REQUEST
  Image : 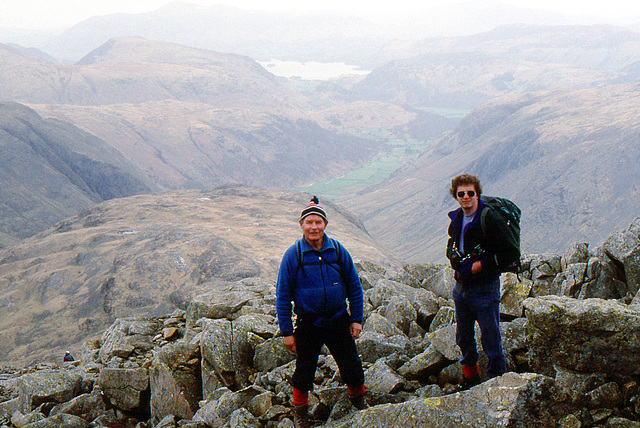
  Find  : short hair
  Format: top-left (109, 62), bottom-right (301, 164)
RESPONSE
top-left (449, 174), bottom-right (482, 199)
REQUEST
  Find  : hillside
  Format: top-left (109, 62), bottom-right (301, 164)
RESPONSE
top-left (0, 38), bottom-right (388, 243)
top-left (1, 37), bottom-right (307, 111)
top-left (0, 102), bottom-right (153, 248)
top-left (344, 83), bottom-right (640, 262)
top-left (0, 186), bottom-right (399, 366)
top-left (31, 101), bottom-right (381, 190)
top-left (352, 25), bottom-right (640, 109)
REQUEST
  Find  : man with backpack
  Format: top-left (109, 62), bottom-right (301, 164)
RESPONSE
top-left (276, 196), bottom-right (367, 427)
top-left (445, 174), bottom-right (520, 393)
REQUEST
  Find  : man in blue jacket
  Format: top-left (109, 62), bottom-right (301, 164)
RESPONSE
top-left (445, 174), bottom-right (507, 393)
top-left (276, 196), bottom-right (367, 427)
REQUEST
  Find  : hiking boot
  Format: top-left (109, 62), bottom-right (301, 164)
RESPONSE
top-left (293, 405), bottom-right (311, 428)
top-left (444, 376), bottom-right (481, 394)
top-left (349, 394), bottom-right (370, 410)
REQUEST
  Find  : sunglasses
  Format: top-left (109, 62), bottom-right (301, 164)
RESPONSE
top-left (457, 190), bottom-right (476, 198)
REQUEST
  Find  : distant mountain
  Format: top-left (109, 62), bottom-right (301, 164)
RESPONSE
top-left (0, 102), bottom-right (153, 248)
top-left (0, 186), bottom-right (399, 366)
top-left (352, 25), bottom-right (640, 109)
top-left (0, 37), bottom-right (308, 110)
top-left (344, 83), bottom-right (640, 262)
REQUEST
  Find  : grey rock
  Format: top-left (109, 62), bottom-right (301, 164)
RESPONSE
top-left (562, 242), bottom-right (590, 268)
top-left (200, 314), bottom-right (276, 395)
top-left (529, 254), bottom-right (563, 296)
top-left (607, 417), bottom-right (640, 428)
top-left (253, 337), bottom-right (295, 372)
top-left (326, 372), bottom-right (562, 428)
top-left (602, 218), bottom-right (640, 263)
top-left (524, 295), bottom-right (640, 377)
top-left (428, 324), bottom-right (463, 361)
top-left (428, 306), bottom-right (455, 332)
top-left (500, 272), bottom-right (533, 318)
top-left (149, 342), bottom-right (201, 421)
top-left (20, 413), bottom-right (91, 427)
top-left (397, 345), bottom-right (447, 381)
top-left (155, 414), bottom-right (178, 428)
top-left (246, 391), bottom-right (273, 417)
top-left (624, 246), bottom-right (640, 296)
top-left (554, 365), bottom-right (606, 406)
top-left (500, 318), bottom-right (529, 372)
top-left (228, 407), bottom-right (261, 427)
top-left (192, 387), bottom-right (242, 427)
top-left (578, 248), bottom-right (627, 300)
top-left (200, 318), bottom-right (235, 394)
top-left (364, 360), bottom-right (405, 394)
top-left (362, 313), bottom-right (404, 337)
top-left (49, 389), bottom-right (107, 422)
top-left (185, 280), bottom-right (274, 329)
top-left (382, 296), bottom-right (417, 336)
top-left (356, 332), bottom-right (414, 363)
top-left (17, 370), bottom-right (82, 413)
top-left (96, 367), bottom-right (149, 412)
top-left (560, 263), bottom-right (587, 297)
top-left (419, 265), bottom-right (456, 300)
top-left (586, 382), bottom-right (623, 409)
top-left (98, 318), bottom-right (162, 365)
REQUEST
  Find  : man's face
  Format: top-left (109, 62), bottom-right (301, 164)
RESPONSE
top-left (456, 183), bottom-right (479, 214)
top-left (300, 214), bottom-right (326, 244)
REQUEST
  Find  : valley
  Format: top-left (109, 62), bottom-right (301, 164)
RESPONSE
top-left (1, 0), bottom-right (640, 366)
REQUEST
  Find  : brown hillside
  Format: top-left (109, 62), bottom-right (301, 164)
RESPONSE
top-left (1, 37), bottom-right (308, 111)
top-left (31, 100), bottom-right (382, 190)
top-left (0, 186), bottom-right (398, 366)
top-left (344, 83), bottom-right (640, 262)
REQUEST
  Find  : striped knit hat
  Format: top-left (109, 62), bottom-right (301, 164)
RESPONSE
top-left (299, 196), bottom-right (327, 222)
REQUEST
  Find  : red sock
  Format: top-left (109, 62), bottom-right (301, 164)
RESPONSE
top-left (293, 388), bottom-right (309, 406)
top-left (463, 364), bottom-right (479, 380)
top-left (347, 384), bottom-right (366, 397)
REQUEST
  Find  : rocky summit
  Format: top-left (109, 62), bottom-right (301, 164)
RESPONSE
top-left (0, 214), bottom-right (639, 427)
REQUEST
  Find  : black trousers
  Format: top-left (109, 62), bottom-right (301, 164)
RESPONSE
top-left (291, 314), bottom-right (365, 392)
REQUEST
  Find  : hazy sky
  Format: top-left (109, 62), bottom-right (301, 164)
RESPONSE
top-left (2, 0), bottom-right (640, 30)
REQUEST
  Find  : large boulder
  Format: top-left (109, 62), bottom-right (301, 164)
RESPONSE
top-left (326, 372), bottom-right (567, 427)
top-left (98, 318), bottom-right (163, 366)
top-left (500, 272), bottom-right (533, 318)
top-left (185, 279), bottom-right (275, 329)
top-left (17, 370), bottom-right (82, 413)
top-left (149, 342), bottom-right (202, 421)
top-left (96, 367), bottom-right (149, 412)
top-left (524, 295), bottom-right (640, 377)
top-left (49, 389), bottom-right (108, 422)
top-left (199, 314), bottom-right (277, 396)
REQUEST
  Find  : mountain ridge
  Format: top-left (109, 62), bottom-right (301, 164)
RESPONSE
top-left (345, 83), bottom-right (640, 262)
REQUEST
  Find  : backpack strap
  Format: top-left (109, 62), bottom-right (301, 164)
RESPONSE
top-left (295, 237), bottom-right (343, 278)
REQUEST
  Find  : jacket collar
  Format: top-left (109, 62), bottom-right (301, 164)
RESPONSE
top-left (448, 198), bottom-right (485, 225)
top-left (298, 233), bottom-right (335, 253)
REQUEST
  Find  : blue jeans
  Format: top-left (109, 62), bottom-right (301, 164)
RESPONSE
top-left (452, 277), bottom-right (506, 378)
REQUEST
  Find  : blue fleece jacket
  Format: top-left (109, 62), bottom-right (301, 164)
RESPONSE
top-left (276, 234), bottom-right (363, 336)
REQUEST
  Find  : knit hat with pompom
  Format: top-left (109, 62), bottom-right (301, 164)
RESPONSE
top-left (299, 196), bottom-right (327, 222)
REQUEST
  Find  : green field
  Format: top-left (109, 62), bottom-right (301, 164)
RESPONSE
top-left (296, 138), bottom-right (430, 200)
